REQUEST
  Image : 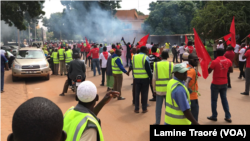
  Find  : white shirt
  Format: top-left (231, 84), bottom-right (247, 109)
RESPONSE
top-left (6, 51), bottom-right (13, 57)
top-left (1, 49), bottom-right (6, 55)
top-left (217, 44), bottom-right (224, 49)
top-left (178, 46), bottom-right (185, 54)
top-left (234, 44), bottom-right (240, 53)
top-left (239, 47), bottom-right (246, 62)
top-left (99, 52), bottom-right (111, 68)
top-left (146, 44), bottom-right (153, 48)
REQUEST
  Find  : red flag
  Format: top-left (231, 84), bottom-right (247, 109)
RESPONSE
top-left (248, 34), bottom-right (250, 38)
top-left (185, 35), bottom-right (188, 45)
top-left (137, 34), bottom-right (149, 48)
top-left (193, 28), bottom-right (212, 79)
top-left (230, 16), bottom-right (236, 47)
top-left (85, 37), bottom-right (90, 48)
top-left (223, 34), bottom-right (232, 46)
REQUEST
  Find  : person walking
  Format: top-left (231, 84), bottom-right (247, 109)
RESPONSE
top-left (99, 47), bottom-right (110, 86)
top-left (241, 47), bottom-right (250, 95)
top-left (184, 53), bottom-right (200, 122)
top-left (53, 49), bottom-right (59, 75)
top-left (185, 41), bottom-right (194, 54)
top-left (1, 54), bottom-right (9, 93)
top-left (63, 81), bottom-right (120, 141)
top-left (148, 46), bottom-right (162, 101)
top-left (50, 48), bottom-right (55, 74)
top-left (224, 46), bottom-right (235, 88)
top-left (64, 47), bottom-right (73, 75)
top-left (178, 43), bottom-right (185, 63)
top-left (112, 49), bottom-right (129, 100)
top-left (172, 45), bottom-right (178, 63)
top-left (58, 45), bottom-right (66, 76)
top-left (207, 48), bottom-right (233, 123)
top-left (165, 63), bottom-right (199, 125)
top-left (106, 49), bottom-right (115, 91)
top-left (238, 43), bottom-right (246, 79)
top-left (233, 43), bottom-right (240, 68)
top-left (132, 46), bottom-right (152, 113)
top-left (87, 44), bottom-right (101, 76)
top-left (152, 50), bottom-right (173, 124)
top-left (213, 40), bottom-right (218, 60)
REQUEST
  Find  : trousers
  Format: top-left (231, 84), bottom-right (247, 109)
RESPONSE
top-left (239, 61), bottom-right (246, 78)
top-left (54, 64), bottom-right (59, 75)
top-left (134, 78), bottom-right (149, 111)
top-left (113, 74), bottom-right (123, 97)
top-left (59, 60), bottom-right (66, 75)
top-left (245, 68), bottom-right (250, 93)
top-left (101, 68), bottom-right (106, 85)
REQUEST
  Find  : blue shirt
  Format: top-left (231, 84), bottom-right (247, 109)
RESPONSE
top-left (112, 54), bottom-right (127, 73)
top-left (165, 77), bottom-right (190, 125)
top-left (1, 54), bottom-right (8, 72)
top-left (99, 47), bottom-right (103, 54)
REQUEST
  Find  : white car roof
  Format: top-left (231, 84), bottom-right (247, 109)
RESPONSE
top-left (19, 47), bottom-right (43, 51)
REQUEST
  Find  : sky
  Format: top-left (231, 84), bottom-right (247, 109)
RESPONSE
top-left (39, 0), bottom-right (156, 28)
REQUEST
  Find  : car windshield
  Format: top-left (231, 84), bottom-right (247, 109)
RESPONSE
top-left (17, 50), bottom-right (45, 59)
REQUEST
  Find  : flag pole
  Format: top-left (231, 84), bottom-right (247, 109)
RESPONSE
top-left (241, 35), bottom-right (249, 42)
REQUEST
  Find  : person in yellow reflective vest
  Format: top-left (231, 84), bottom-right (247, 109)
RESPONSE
top-left (165, 63), bottom-right (199, 125)
top-left (7, 97), bottom-right (67, 141)
top-left (64, 48), bottom-right (73, 75)
top-left (63, 81), bottom-right (120, 141)
top-left (53, 49), bottom-right (59, 75)
top-left (112, 49), bottom-right (129, 100)
top-left (164, 42), bottom-right (170, 50)
top-left (131, 46), bottom-right (152, 113)
top-left (58, 45), bottom-right (66, 76)
top-left (152, 50), bottom-right (173, 125)
top-left (50, 48), bottom-right (55, 75)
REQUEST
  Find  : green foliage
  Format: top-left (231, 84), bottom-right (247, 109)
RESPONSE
top-left (46, 32), bottom-right (54, 40)
top-left (1, 1), bottom-right (45, 30)
top-left (143, 1), bottom-right (197, 35)
top-left (191, 1), bottom-right (250, 41)
top-left (135, 9), bottom-right (145, 15)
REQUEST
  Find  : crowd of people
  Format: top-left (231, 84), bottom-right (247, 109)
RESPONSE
top-left (3, 37), bottom-right (250, 140)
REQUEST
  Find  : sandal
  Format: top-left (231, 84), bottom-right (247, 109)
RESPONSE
top-left (207, 116), bottom-right (217, 121)
top-left (224, 118), bottom-right (232, 123)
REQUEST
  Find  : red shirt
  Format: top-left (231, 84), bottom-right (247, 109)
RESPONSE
top-left (77, 44), bottom-right (81, 48)
top-left (244, 49), bottom-right (250, 68)
top-left (185, 46), bottom-right (194, 53)
top-left (210, 56), bottom-right (232, 85)
top-left (112, 48), bottom-right (116, 52)
top-left (116, 45), bottom-right (120, 49)
top-left (81, 45), bottom-right (85, 52)
top-left (224, 50), bottom-right (235, 63)
top-left (87, 48), bottom-right (99, 59)
top-left (85, 46), bottom-right (90, 52)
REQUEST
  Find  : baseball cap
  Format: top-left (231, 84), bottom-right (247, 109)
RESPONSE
top-left (182, 52), bottom-right (189, 60)
top-left (109, 49), bottom-right (114, 53)
top-left (173, 63), bottom-right (189, 73)
top-left (77, 81), bottom-right (97, 103)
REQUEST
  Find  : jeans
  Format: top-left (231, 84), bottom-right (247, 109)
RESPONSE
top-left (126, 56), bottom-right (131, 66)
top-left (210, 84), bottom-right (231, 119)
top-left (191, 99), bottom-right (199, 122)
top-left (1, 71), bottom-right (4, 91)
top-left (155, 95), bottom-right (166, 124)
top-left (92, 58), bottom-right (101, 76)
top-left (101, 68), bottom-right (106, 85)
top-left (173, 53), bottom-right (178, 63)
top-left (180, 54), bottom-right (183, 63)
top-left (239, 61), bottom-right (246, 78)
top-left (134, 79), bottom-right (150, 111)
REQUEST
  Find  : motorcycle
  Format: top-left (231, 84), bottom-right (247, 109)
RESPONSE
top-left (71, 75), bottom-right (84, 101)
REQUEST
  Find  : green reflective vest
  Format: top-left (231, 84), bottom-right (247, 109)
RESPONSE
top-left (165, 43), bottom-right (169, 49)
top-left (63, 107), bottom-right (104, 141)
top-left (65, 50), bottom-right (73, 63)
top-left (112, 56), bottom-right (123, 74)
top-left (157, 48), bottom-right (159, 53)
top-left (53, 52), bottom-right (59, 64)
top-left (165, 79), bottom-right (191, 125)
top-left (132, 54), bottom-right (148, 78)
top-left (154, 61), bottom-right (173, 93)
top-left (69, 49), bottom-right (73, 54)
top-left (58, 49), bottom-right (65, 60)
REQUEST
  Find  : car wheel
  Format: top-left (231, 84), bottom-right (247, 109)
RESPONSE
top-left (45, 74), bottom-right (50, 80)
top-left (12, 75), bottom-right (18, 82)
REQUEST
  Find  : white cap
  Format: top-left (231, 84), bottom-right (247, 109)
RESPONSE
top-left (77, 81), bottom-right (97, 103)
top-left (219, 40), bottom-right (223, 42)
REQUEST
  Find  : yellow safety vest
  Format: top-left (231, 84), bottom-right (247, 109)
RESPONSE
top-left (112, 56), bottom-right (123, 74)
top-left (53, 52), bottom-right (59, 64)
top-left (154, 61), bottom-right (173, 93)
top-left (165, 43), bottom-right (169, 49)
top-left (132, 54), bottom-right (148, 78)
top-left (165, 79), bottom-right (191, 125)
top-left (65, 50), bottom-right (73, 63)
top-left (63, 107), bottom-right (104, 141)
top-left (58, 49), bottom-right (65, 60)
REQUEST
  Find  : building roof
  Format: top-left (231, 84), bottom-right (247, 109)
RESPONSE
top-left (115, 9), bottom-right (148, 20)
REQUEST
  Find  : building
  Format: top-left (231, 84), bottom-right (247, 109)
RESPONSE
top-left (115, 9), bottom-right (149, 43)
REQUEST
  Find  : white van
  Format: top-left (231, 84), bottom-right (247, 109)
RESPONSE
top-left (32, 41), bottom-right (43, 48)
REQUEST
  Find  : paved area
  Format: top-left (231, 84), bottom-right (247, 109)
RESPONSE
top-left (1, 58), bottom-right (250, 141)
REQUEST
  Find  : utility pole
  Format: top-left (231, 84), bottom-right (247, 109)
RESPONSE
top-left (35, 23), bottom-right (36, 41)
top-left (42, 28), bottom-right (44, 43)
top-left (18, 30), bottom-right (20, 49)
top-left (28, 23), bottom-right (30, 45)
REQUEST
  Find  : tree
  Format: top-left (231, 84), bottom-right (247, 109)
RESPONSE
top-left (143, 1), bottom-right (197, 35)
top-left (135, 9), bottom-right (145, 15)
top-left (46, 32), bottom-right (54, 41)
top-left (1, 1), bottom-right (45, 30)
top-left (191, 1), bottom-right (250, 40)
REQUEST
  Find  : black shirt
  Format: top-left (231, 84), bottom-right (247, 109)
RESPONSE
top-left (148, 54), bottom-right (161, 72)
